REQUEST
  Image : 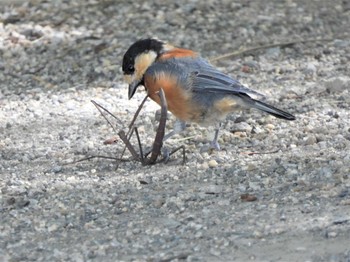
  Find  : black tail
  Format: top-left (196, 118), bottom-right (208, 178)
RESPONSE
top-left (252, 99), bottom-right (295, 120)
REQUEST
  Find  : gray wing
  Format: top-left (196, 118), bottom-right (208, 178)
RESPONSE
top-left (189, 58), bottom-right (265, 99)
top-left (146, 56), bottom-right (265, 99)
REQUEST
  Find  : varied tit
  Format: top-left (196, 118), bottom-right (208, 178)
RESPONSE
top-left (122, 38), bottom-right (295, 150)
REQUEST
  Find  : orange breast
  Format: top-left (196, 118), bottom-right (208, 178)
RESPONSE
top-left (144, 73), bottom-right (200, 122)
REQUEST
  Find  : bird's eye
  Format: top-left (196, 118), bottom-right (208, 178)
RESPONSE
top-left (128, 65), bottom-right (135, 73)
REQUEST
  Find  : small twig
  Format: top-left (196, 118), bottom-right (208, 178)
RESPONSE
top-left (159, 252), bottom-right (191, 262)
top-left (134, 127), bottom-right (144, 162)
top-left (91, 100), bottom-right (123, 131)
top-left (118, 130), bottom-right (140, 161)
top-left (240, 149), bottom-right (280, 155)
top-left (173, 135), bottom-right (197, 142)
top-left (72, 89), bottom-right (184, 168)
top-left (210, 37), bottom-right (340, 62)
top-left (63, 155), bottom-right (131, 165)
top-left (117, 89), bottom-right (181, 165)
top-left (167, 145), bottom-right (186, 164)
top-left (116, 95), bottom-right (149, 167)
top-left (128, 95), bottom-right (149, 132)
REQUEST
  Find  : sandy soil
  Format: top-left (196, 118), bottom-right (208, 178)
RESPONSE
top-left (1, 1), bottom-right (350, 261)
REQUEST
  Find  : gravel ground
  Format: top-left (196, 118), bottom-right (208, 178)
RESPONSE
top-left (1, 0), bottom-right (350, 261)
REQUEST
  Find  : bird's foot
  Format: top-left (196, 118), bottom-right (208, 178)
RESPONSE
top-left (200, 140), bottom-right (221, 153)
top-left (143, 145), bottom-right (171, 162)
top-left (210, 139), bottom-right (221, 151)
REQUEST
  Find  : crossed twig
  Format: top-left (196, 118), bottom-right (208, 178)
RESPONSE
top-left (70, 88), bottom-right (185, 167)
top-left (117, 89), bottom-right (185, 165)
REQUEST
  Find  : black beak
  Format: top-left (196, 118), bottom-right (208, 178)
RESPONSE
top-left (128, 80), bottom-right (141, 99)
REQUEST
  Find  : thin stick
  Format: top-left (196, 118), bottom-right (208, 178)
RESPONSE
top-left (118, 130), bottom-right (140, 161)
top-left (116, 95), bottom-right (149, 168)
top-left (210, 37), bottom-right (338, 62)
top-left (167, 145), bottom-right (186, 164)
top-left (240, 149), bottom-right (280, 155)
top-left (63, 155), bottom-right (130, 165)
top-left (172, 135), bottom-right (196, 142)
top-left (128, 95), bottom-right (149, 132)
top-left (134, 127), bottom-right (144, 163)
top-left (91, 100), bottom-right (122, 132)
top-left (91, 99), bottom-right (127, 168)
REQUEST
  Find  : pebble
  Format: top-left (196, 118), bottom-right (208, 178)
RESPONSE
top-left (303, 63), bottom-right (317, 77)
top-left (265, 47), bottom-right (281, 59)
top-left (233, 131), bottom-right (247, 138)
top-left (202, 185), bottom-right (223, 194)
top-left (208, 159), bottom-right (218, 168)
top-left (304, 135), bottom-right (317, 145)
top-left (200, 162), bottom-right (209, 169)
top-left (265, 124), bottom-right (275, 130)
top-left (326, 231), bottom-right (338, 238)
top-left (153, 196), bottom-right (166, 208)
top-left (251, 126), bottom-right (264, 134)
top-left (333, 39), bottom-right (350, 48)
top-left (47, 223), bottom-right (60, 233)
top-left (51, 166), bottom-right (62, 173)
top-left (232, 122), bottom-right (252, 133)
top-left (295, 246), bottom-right (307, 252)
top-left (325, 77), bottom-right (350, 93)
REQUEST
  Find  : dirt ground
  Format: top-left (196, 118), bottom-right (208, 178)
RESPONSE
top-left (1, 0), bottom-right (350, 261)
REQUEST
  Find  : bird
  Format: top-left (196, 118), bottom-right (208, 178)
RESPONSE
top-left (122, 38), bottom-right (295, 150)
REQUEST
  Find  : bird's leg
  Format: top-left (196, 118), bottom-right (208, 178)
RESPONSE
top-left (209, 124), bottom-right (221, 150)
top-left (163, 119), bottom-right (186, 141)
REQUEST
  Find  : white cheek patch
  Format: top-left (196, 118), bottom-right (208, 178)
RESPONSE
top-left (134, 51), bottom-right (158, 80)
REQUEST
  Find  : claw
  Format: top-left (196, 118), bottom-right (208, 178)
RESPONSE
top-left (161, 147), bottom-right (171, 163)
top-left (210, 140), bottom-right (221, 151)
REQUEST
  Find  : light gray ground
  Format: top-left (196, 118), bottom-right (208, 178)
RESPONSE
top-left (1, 1), bottom-right (350, 261)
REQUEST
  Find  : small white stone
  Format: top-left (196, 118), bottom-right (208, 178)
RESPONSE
top-left (208, 160), bottom-right (218, 168)
top-left (304, 135), bottom-right (317, 145)
top-left (265, 124), bottom-right (275, 130)
top-left (327, 231), bottom-right (338, 238)
top-left (47, 223), bottom-right (58, 232)
top-left (200, 162), bottom-right (209, 169)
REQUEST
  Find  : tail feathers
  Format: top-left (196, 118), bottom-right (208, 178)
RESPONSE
top-left (252, 99), bottom-right (296, 120)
